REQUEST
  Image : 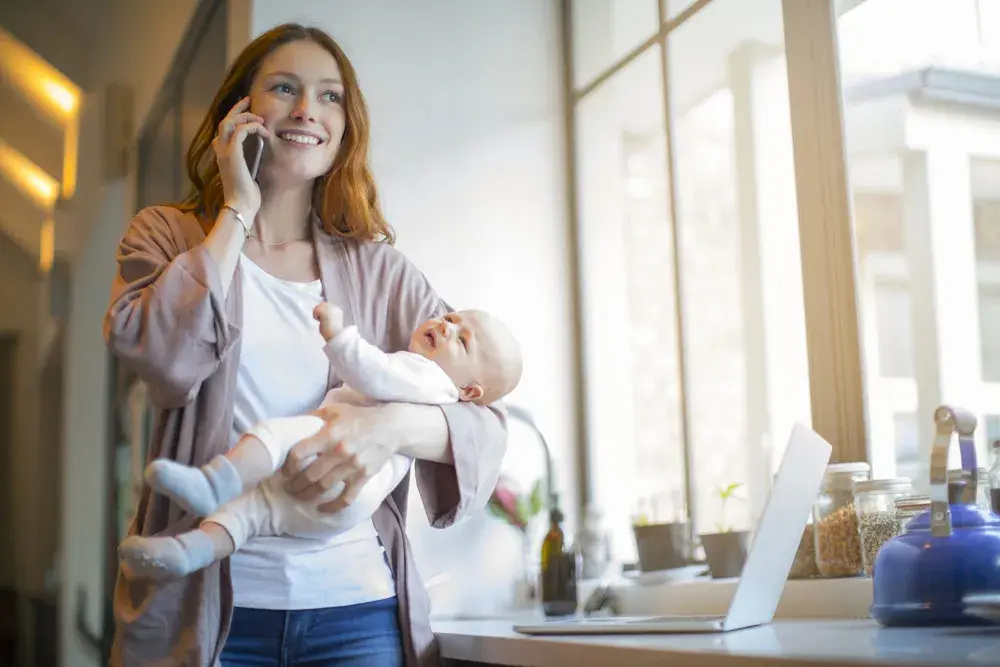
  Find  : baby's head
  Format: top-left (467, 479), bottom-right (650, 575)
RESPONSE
top-left (409, 309), bottom-right (522, 405)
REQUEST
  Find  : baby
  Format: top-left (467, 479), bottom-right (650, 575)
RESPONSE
top-left (119, 302), bottom-right (522, 581)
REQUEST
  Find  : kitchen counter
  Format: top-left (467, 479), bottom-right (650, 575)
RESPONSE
top-left (434, 615), bottom-right (1000, 666)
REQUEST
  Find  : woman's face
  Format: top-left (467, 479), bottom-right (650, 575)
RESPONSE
top-left (249, 40), bottom-right (346, 185)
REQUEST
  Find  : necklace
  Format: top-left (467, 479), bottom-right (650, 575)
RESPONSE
top-left (247, 231), bottom-right (310, 247)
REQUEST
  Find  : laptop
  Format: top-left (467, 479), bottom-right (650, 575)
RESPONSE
top-left (513, 422), bottom-right (832, 635)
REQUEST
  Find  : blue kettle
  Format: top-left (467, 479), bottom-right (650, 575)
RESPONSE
top-left (871, 405), bottom-right (1000, 626)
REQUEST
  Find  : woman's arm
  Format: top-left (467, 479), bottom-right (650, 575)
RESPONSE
top-left (104, 206), bottom-right (243, 407)
top-left (283, 244), bottom-right (509, 526)
top-left (377, 402), bottom-right (453, 464)
top-left (416, 399), bottom-right (508, 527)
top-left (283, 398), bottom-right (507, 527)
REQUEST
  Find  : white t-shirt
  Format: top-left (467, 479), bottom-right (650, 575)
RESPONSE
top-left (228, 254), bottom-right (395, 610)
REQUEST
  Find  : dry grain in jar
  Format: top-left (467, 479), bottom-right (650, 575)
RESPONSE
top-left (854, 477), bottom-right (912, 577)
top-left (789, 523), bottom-right (819, 579)
top-left (815, 502), bottom-right (862, 576)
top-left (812, 462), bottom-right (870, 577)
top-left (859, 510), bottom-right (897, 577)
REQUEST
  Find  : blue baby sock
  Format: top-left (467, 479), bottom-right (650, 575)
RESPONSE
top-left (146, 455), bottom-right (242, 516)
top-left (119, 531), bottom-right (217, 581)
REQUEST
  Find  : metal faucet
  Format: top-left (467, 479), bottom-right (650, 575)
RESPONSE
top-left (506, 405), bottom-right (557, 513)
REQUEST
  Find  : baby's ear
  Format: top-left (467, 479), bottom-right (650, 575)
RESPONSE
top-left (459, 383), bottom-right (484, 402)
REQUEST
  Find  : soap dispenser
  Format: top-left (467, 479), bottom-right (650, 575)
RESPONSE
top-left (540, 494), bottom-right (578, 617)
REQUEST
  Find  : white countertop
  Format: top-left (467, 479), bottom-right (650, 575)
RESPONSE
top-left (433, 615), bottom-right (1000, 666)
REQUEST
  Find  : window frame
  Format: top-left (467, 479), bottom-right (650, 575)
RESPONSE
top-left (561, 0), bottom-right (870, 523)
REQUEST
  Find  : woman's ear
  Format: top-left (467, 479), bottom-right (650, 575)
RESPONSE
top-left (459, 383), bottom-right (484, 402)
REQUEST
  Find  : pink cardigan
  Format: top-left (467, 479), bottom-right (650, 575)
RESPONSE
top-left (103, 205), bottom-right (507, 666)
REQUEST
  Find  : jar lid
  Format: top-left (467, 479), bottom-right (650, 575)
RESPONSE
top-left (854, 477), bottom-right (911, 494)
top-left (824, 462), bottom-right (870, 476)
top-left (894, 494), bottom-right (930, 512)
top-left (948, 467), bottom-right (988, 478)
top-left (822, 462), bottom-right (870, 490)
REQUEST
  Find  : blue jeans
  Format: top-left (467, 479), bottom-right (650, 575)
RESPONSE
top-left (220, 597), bottom-right (405, 666)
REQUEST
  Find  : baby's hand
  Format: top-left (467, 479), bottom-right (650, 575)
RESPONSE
top-left (313, 302), bottom-right (345, 341)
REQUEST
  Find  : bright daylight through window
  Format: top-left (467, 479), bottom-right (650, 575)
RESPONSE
top-left (572, 0), bottom-right (1000, 562)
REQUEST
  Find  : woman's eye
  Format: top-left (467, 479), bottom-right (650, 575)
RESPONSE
top-left (274, 83), bottom-right (294, 94)
top-left (322, 91), bottom-right (343, 104)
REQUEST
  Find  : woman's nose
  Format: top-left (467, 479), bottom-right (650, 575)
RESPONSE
top-left (290, 101), bottom-right (316, 123)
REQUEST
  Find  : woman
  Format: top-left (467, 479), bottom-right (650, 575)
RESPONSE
top-left (104, 23), bottom-right (506, 667)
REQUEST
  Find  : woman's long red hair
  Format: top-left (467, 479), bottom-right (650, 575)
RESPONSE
top-left (176, 23), bottom-right (393, 244)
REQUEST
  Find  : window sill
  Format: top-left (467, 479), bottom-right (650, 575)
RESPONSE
top-left (609, 575), bottom-right (873, 620)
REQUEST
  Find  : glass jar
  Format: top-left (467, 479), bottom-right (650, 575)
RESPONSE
top-left (948, 467), bottom-right (991, 511)
top-left (789, 520), bottom-right (819, 579)
top-left (894, 494), bottom-right (930, 534)
top-left (990, 441), bottom-right (1000, 514)
top-left (853, 477), bottom-right (911, 577)
top-left (812, 462), bottom-right (870, 577)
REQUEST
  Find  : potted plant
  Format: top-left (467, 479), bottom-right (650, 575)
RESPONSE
top-left (699, 482), bottom-right (751, 579)
top-left (630, 495), bottom-right (690, 572)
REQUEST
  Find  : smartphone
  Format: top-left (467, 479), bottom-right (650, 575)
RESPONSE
top-left (245, 134), bottom-right (264, 181)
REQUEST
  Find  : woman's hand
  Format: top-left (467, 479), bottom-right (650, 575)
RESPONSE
top-left (282, 402), bottom-right (405, 513)
top-left (213, 96), bottom-right (269, 220)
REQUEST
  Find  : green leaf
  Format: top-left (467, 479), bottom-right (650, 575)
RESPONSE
top-left (515, 496), bottom-right (531, 527)
top-left (487, 503), bottom-right (510, 523)
top-left (717, 482), bottom-right (743, 500)
top-left (529, 479), bottom-right (545, 516)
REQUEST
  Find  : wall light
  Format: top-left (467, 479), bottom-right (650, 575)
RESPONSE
top-left (0, 137), bottom-right (60, 210)
top-left (0, 26), bottom-right (81, 199)
top-left (39, 216), bottom-right (54, 273)
top-left (0, 27), bottom-right (81, 123)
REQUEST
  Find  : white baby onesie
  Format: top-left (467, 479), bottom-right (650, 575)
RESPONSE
top-left (207, 326), bottom-right (460, 548)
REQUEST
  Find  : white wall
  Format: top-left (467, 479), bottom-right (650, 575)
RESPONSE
top-left (54, 1), bottom-right (574, 661)
top-left (59, 180), bottom-right (126, 667)
top-left (248, 2), bottom-right (576, 508)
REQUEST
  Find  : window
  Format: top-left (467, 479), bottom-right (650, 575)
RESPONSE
top-left (986, 414), bottom-right (1000, 443)
top-left (975, 159), bottom-right (1000, 382)
top-left (570, 0), bottom-right (1000, 566)
top-left (666, 0), bottom-right (809, 537)
top-left (572, 0), bottom-right (810, 559)
top-left (873, 283), bottom-right (914, 379)
top-left (571, 0), bottom-right (659, 89)
top-left (575, 44), bottom-right (686, 559)
top-left (892, 412), bottom-right (920, 484)
top-left (839, 0), bottom-right (1000, 486)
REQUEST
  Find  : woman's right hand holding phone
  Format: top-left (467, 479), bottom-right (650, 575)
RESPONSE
top-left (213, 96), bottom-right (270, 220)
top-left (204, 96), bottom-right (271, 296)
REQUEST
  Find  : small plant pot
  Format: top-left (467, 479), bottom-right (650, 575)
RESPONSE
top-left (700, 530), bottom-right (750, 579)
top-left (632, 522), bottom-right (689, 572)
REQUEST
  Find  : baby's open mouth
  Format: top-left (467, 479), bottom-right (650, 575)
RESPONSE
top-left (425, 330), bottom-right (436, 349)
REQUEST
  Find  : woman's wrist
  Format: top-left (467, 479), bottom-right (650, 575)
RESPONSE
top-left (378, 402), bottom-right (453, 464)
top-left (220, 202), bottom-right (255, 238)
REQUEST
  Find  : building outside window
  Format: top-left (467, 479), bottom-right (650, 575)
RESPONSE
top-left (569, 0), bottom-right (1000, 561)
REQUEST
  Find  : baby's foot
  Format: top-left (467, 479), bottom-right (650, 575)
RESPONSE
top-left (146, 456), bottom-right (242, 516)
top-left (119, 532), bottom-right (215, 581)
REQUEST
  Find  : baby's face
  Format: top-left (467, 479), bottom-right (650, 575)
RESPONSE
top-left (409, 310), bottom-right (517, 403)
